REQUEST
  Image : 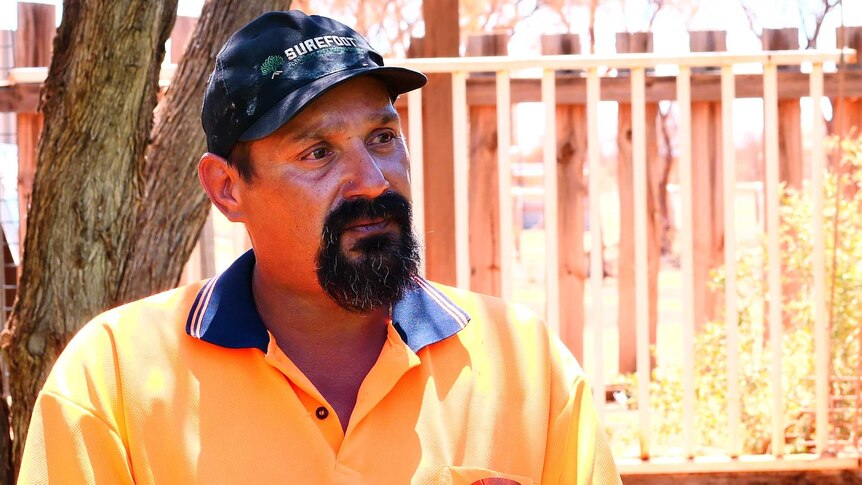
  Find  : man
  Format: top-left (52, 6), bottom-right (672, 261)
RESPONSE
top-left (19, 11), bottom-right (620, 484)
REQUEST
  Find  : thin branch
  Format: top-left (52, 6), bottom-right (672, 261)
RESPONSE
top-left (480, 0), bottom-right (503, 31)
top-left (808, 0), bottom-right (841, 48)
top-left (647, 0), bottom-right (665, 32)
top-left (657, 104), bottom-right (676, 254)
top-left (589, 0), bottom-right (598, 53)
top-left (798, 0), bottom-right (811, 46)
top-left (738, 0), bottom-right (763, 40)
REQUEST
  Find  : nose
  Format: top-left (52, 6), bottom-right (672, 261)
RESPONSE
top-left (342, 147), bottom-right (390, 200)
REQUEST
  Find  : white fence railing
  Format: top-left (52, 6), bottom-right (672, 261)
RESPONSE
top-left (385, 49), bottom-right (855, 473)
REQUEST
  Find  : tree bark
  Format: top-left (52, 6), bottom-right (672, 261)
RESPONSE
top-left (1, 0), bottom-right (292, 475)
top-left (118, 0), bottom-right (293, 302)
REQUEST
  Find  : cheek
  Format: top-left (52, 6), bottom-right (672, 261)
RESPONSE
top-left (382, 153), bottom-right (412, 192)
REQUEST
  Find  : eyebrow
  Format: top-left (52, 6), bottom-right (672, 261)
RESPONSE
top-left (290, 111), bottom-right (400, 143)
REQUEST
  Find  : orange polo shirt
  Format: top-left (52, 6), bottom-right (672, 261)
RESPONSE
top-left (19, 250), bottom-right (620, 484)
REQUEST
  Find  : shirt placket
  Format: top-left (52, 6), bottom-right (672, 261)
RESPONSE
top-left (263, 335), bottom-right (346, 453)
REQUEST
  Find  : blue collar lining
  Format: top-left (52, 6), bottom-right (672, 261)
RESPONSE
top-left (185, 250), bottom-right (470, 353)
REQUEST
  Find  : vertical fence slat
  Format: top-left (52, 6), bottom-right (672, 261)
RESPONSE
top-left (721, 63), bottom-right (741, 457)
top-left (496, 70), bottom-right (514, 301)
top-left (542, 69), bottom-right (560, 335)
top-left (199, 211), bottom-right (216, 278)
top-left (810, 62), bottom-right (829, 456)
top-left (677, 65), bottom-right (696, 459)
top-left (763, 62), bottom-right (785, 457)
top-left (632, 66), bottom-right (651, 459)
top-left (452, 72), bottom-right (471, 289)
top-left (587, 67), bottom-right (605, 424)
top-left (407, 88), bottom-right (426, 276)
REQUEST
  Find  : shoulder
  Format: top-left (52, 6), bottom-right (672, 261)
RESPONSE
top-left (94, 281), bottom-right (207, 338)
top-left (42, 282), bottom-right (207, 406)
top-left (426, 281), bottom-right (584, 383)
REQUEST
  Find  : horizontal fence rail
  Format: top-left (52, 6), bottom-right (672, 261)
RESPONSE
top-left (387, 49), bottom-right (855, 71)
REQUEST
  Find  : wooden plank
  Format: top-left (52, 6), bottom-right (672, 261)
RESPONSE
top-left (837, 26), bottom-right (862, 69)
top-left (676, 65), bottom-right (696, 458)
top-left (170, 16), bottom-right (197, 64)
top-left (809, 63), bottom-right (829, 457)
top-left (762, 30), bottom-right (803, 336)
top-left (542, 69), bottom-right (561, 336)
top-left (495, 71), bottom-right (514, 302)
top-left (631, 65), bottom-right (653, 458)
top-left (721, 63), bottom-right (741, 457)
top-left (543, 33), bottom-right (586, 363)
top-left (14, 3), bottom-right (54, 67)
top-left (452, 73), bottom-right (471, 289)
top-left (617, 33), bottom-right (659, 375)
top-left (777, 100), bottom-right (803, 188)
top-left (690, 101), bottom-right (723, 331)
top-left (689, 32), bottom-right (725, 333)
top-left (586, 67), bottom-right (605, 423)
top-left (763, 62), bottom-right (785, 456)
top-left (832, 27), bottom-right (861, 191)
top-left (15, 113), bottom-right (41, 258)
top-left (763, 29), bottom-right (803, 190)
top-left (834, 97), bottom-right (862, 138)
top-left (0, 83), bottom-right (40, 113)
top-left (15, 2), bottom-right (55, 261)
top-left (405, 90), bottom-right (426, 276)
top-left (417, 0), bottom-right (459, 286)
top-left (466, 33), bottom-right (507, 296)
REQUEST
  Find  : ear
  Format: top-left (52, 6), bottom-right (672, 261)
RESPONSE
top-left (198, 153), bottom-right (244, 222)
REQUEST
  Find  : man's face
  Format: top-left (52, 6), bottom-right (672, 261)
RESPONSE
top-left (235, 76), bottom-right (419, 312)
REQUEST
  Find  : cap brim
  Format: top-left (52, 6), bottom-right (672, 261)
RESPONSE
top-left (238, 66), bottom-right (427, 143)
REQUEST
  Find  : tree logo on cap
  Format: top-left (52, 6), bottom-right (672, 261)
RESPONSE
top-left (260, 55), bottom-right (285, 79)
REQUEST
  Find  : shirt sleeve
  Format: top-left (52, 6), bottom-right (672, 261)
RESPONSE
top-left (18, 390), bottom-right (133, 484)
top-left (17, 317), bottom-right (134, 485)
top-left (542, 326), bottom-right (622, 485)
top-left (541, 346), bottom-right (622, 484)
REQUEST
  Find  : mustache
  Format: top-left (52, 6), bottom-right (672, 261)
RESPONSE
top-left (322, 191), bottom-right (412, 239)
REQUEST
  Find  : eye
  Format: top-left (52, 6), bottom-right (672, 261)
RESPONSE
top-left (302, 146), bottom-right (330, 161)
top-left (370, 131), bottom-right (396, 145)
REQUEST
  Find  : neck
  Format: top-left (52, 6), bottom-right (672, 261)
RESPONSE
top-left (251, 263), bottom-right (390, 355)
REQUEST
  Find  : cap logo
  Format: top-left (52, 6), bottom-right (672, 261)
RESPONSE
top-left (260, 55), bottom-right (286, 78)
top-left (284, 35), bottom-right (361, 61)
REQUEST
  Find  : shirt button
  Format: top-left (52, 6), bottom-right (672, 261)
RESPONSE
top-left (315, 406), bottom-right (329, 420)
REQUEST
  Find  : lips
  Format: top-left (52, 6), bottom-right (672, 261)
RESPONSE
top-left (344, 217), bottom-right (390, 233)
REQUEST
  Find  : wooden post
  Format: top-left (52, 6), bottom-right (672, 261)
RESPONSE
top-left (542, 34), bottom-right (587, 362)
top-left (763, 28), bottom-right (803, 329)
top-left (690, 30), bottom-right (726, 333)
top-left (835, 27), bottom-right (862, 139)
top-left (0, 30), bottom-right (13, 142)
top-left (419, 0), bottom-right (459, 286)
top-left (616, 32), bottom-right (659, 374)
top-left (14, 2), bottom-right (55, 262)
top-left (763, 28), bottom-right (803, 189)
top-left (465, 33), bottom-right (507, 296)
top-left (170, 15), bottom-right (197, 64)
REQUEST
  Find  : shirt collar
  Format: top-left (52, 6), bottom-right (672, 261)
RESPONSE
top-left (185, 250), bottom-right (471, 353)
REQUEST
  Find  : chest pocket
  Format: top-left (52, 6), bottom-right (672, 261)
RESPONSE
top-left (436, 466), bottom-right (534, 485)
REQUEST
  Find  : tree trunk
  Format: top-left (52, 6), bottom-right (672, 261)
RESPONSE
top-left (118, 0), bottom-right (294, 302)
top-left (1, 0), bottom-right (292, 476)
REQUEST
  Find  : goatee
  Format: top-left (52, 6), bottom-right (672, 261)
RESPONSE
top-left (316, 191), bottom-right (420, 313)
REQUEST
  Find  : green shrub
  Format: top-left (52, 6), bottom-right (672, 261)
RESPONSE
top-left (616, 135), bottom-right (862, 456)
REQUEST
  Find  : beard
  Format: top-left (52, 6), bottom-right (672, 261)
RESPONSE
top-left (316, 191), bottom-right (420, 313)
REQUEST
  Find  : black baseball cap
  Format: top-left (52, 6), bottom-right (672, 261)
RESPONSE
top-left (201, 11), bottom-right (427, 158)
